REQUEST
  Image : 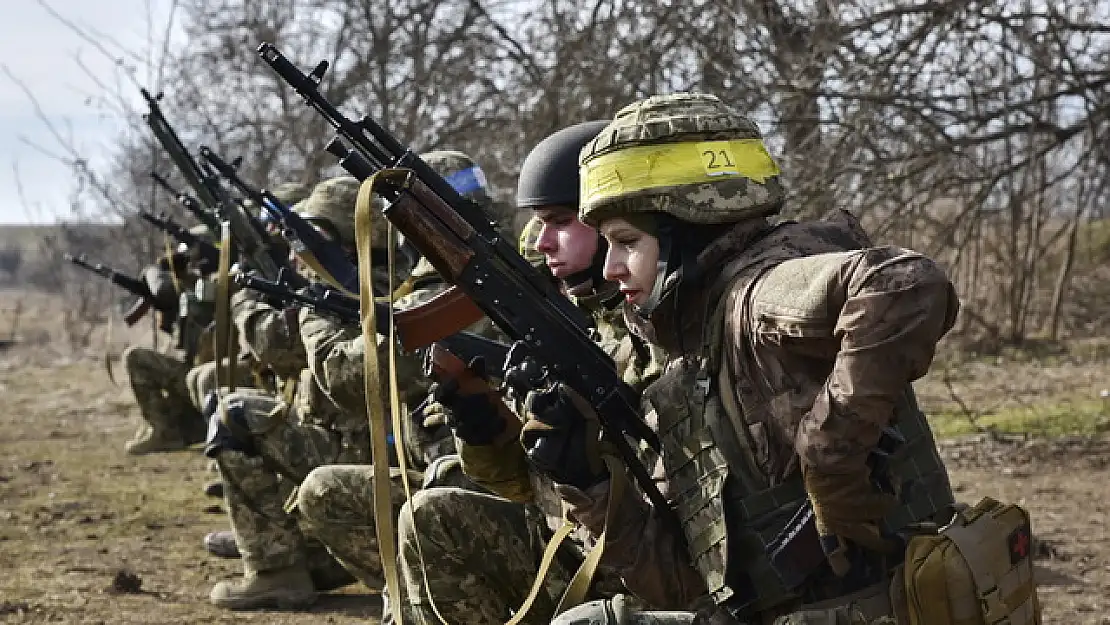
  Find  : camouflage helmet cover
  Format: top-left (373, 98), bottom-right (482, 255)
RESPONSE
top-left (420, 150), bottom-right (493, 206)
top-left (269, 182), bottom-right (312, 207)
top-left (578, 92), bottom-right (785, 227)
top-left (294, 176), bottom-right (389, 248)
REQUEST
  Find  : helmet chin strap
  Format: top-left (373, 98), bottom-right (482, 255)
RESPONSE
top-left (633, 221), bottom-right (676, 317)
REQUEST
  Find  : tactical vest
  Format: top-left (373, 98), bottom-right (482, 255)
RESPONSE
top-left (642, 251), bottom-right (954, 621)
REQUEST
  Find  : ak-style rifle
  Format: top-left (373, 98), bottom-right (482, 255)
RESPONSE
top-left (140, 88), bottom-right (288, 282)
top-left (138, 210), bottom-right (220, 268)
top-left (258, 43), bottom-right (678, 536)
top-left (63, 253), bottom-right (174, 332)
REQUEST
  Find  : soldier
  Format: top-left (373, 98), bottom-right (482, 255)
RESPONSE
top-left (204, 176), bottom-right (411, 610)
top-left (291, 149), bottom-right (504, 612)
top-left (121, 232), bottom-right (216, 455)
top-left (184, 182), bottom-right (312, 415)
top-left (516, 93), bottom-right (961, 625)
top-left (391, 124), bottom-right (666, 625)
top-left (186, 182), bottom-right (312, 502)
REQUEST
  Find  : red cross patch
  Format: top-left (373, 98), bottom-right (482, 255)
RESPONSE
top-left (1007, 524), bottom-right (1031, 564)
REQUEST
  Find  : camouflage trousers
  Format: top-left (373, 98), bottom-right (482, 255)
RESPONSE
top-left (397, 485), bottom-right (578, 625)
top-left (551, 584), bottom-right (899, 625)
top-left (295, 464), bottom-right (424, 592)
top-left (123, 346), bottom-right (204, 444)
top-left (213, 388), bottom-right (348, 574)
top-left (184, 359), bottom-right (253, 414)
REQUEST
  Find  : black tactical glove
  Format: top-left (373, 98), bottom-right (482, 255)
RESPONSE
top-left (202, 393), bottom-right (257, 458)
top-left (520, 383), bottom-right (609, 490)
top-left (422, 357), bottom-right (507, 446)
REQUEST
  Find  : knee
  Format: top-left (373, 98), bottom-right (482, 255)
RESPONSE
top-left (296, 465), bottom-right (345, 524)
top-left (397, 489), bottom-right (450, 548)
top-left (553, 599), bottom-right (620, 625)
top-left (421, 455), bottom-right (462, 489)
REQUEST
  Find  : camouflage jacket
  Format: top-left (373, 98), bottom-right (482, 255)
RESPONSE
top-left (456, 279), bottom-right (667, 583)
top-left (555, 215), bottom-right (960, 611)
top-left (142, 263), bottom-right (215, 364)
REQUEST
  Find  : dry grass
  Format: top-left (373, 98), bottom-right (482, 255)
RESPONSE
top-left (0, 344), bottom-right (380, 623)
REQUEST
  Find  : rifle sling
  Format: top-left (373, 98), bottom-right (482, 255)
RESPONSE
top-left (355, 174), bottom-right (406, 625)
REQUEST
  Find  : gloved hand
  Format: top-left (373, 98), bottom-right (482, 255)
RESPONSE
top-left (803, 464), bottom-right (898, 575)
top-left (423, 357), bottom-right (507, 446)
top-left (520, 382), bottom-right (609, 490)
top-left (202, 393), bottom-right (258, 458)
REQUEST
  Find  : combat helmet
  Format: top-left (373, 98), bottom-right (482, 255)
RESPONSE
top-left (294, 176), bottom-right (388, 250)
top-left (269, 182), bottom-right (311, 207)
top-left (516, 121), bottom-right (619, 307)
top-left (578, 93), bottom-right (784, 227)
top-left (517, 120), bottom-right (609, 210)
top-left (421, 150), bottom-right (493, 207)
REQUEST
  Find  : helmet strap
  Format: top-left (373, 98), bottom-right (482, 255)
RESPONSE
top-left (633, 219), bottom-right (677, 317)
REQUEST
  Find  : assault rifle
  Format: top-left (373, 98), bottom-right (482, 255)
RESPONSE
top-left (236, 272), bottom-right (509, 368)
top-left (138, 210), bottom-right (220, 268)
top-left (259, 43), bottom-right (678, 536)
top-left (140, 88), bottom-right (287, 282)
top-left (150, 171), bottom-right (221, 235)
top-left (63, 253), bottom-right (174, 332)
top-left (235, 273), bottom-right (361, 324)
top-left (202, 149), bottom-right (361, 294)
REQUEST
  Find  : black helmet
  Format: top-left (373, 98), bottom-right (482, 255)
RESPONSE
top-left (516, 121), bottom-right (610, 209)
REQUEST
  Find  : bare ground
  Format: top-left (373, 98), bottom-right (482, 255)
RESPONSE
top-left (0, 298), bottom-right (1108, 623)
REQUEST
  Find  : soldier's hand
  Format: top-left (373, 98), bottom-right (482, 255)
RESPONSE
top-left (202, 394), bottom-right (258, 458)
top-left (425, 360), bottom-right (506, 446)
top-left (520, 383), bottom-right (609, 490)
top-left (802, 464), bottom-right (898, 575)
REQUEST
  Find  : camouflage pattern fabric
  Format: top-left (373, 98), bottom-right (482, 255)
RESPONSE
top-left (553, 217), bottom-right (958, 621)
top-left (397, 486), bottom-right (578, 625)
top-left (122, 346), bottom-right (204, 446)
top-left (231, 287), bottom-right (308, 381)
top-left (578, 93), bottom-right (784, 227)
top-left (215, 388), bottom-right (356, 574)
top-left (295, 464), bottom-right (425, 591)
top-left (270, 182), bottom-right (312, 207)
top-left (185, 358), bottom-right (254, 413)
top-left (294, 176), bottom-right (379, 249)
top-left (421, 149), bottom-right (517, 238)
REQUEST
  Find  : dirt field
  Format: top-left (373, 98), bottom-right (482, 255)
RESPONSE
top-left (0, 297), bottom-right (1108, 623)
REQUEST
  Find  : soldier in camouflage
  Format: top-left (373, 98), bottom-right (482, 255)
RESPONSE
top-left (290, 150), bottom-right (506, 617)
top-left (205, 176), bottom-right (412, 610)
top-left (392, 126), bottom-right (668, 625)
top-left (183, 182), bottom-right (312, 416)
top-left (122, 231), bottom-right (218, 455)
top-left (508, 93), bottom-right (961, 625)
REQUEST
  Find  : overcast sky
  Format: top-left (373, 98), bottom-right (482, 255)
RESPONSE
top-left (0, 0), bottom-right (177, 224)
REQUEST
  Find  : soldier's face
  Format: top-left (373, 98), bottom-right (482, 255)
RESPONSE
top-left (533, 206), bottom-right (598, 279)
top-left (599, 217), bottom-right (660, 307)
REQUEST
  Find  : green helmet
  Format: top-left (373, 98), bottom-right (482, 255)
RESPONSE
top-left (294, 176), bottom-right (388, 249)
top-left (270, 182), bottom-right (311, 207)
top-left (578, 93), bottom-right (785, 227)
top-left (421, 150), bottom-right (493, 207)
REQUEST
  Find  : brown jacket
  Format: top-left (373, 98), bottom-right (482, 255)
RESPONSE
top-left (558, 215), bottom-right (959, 611)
